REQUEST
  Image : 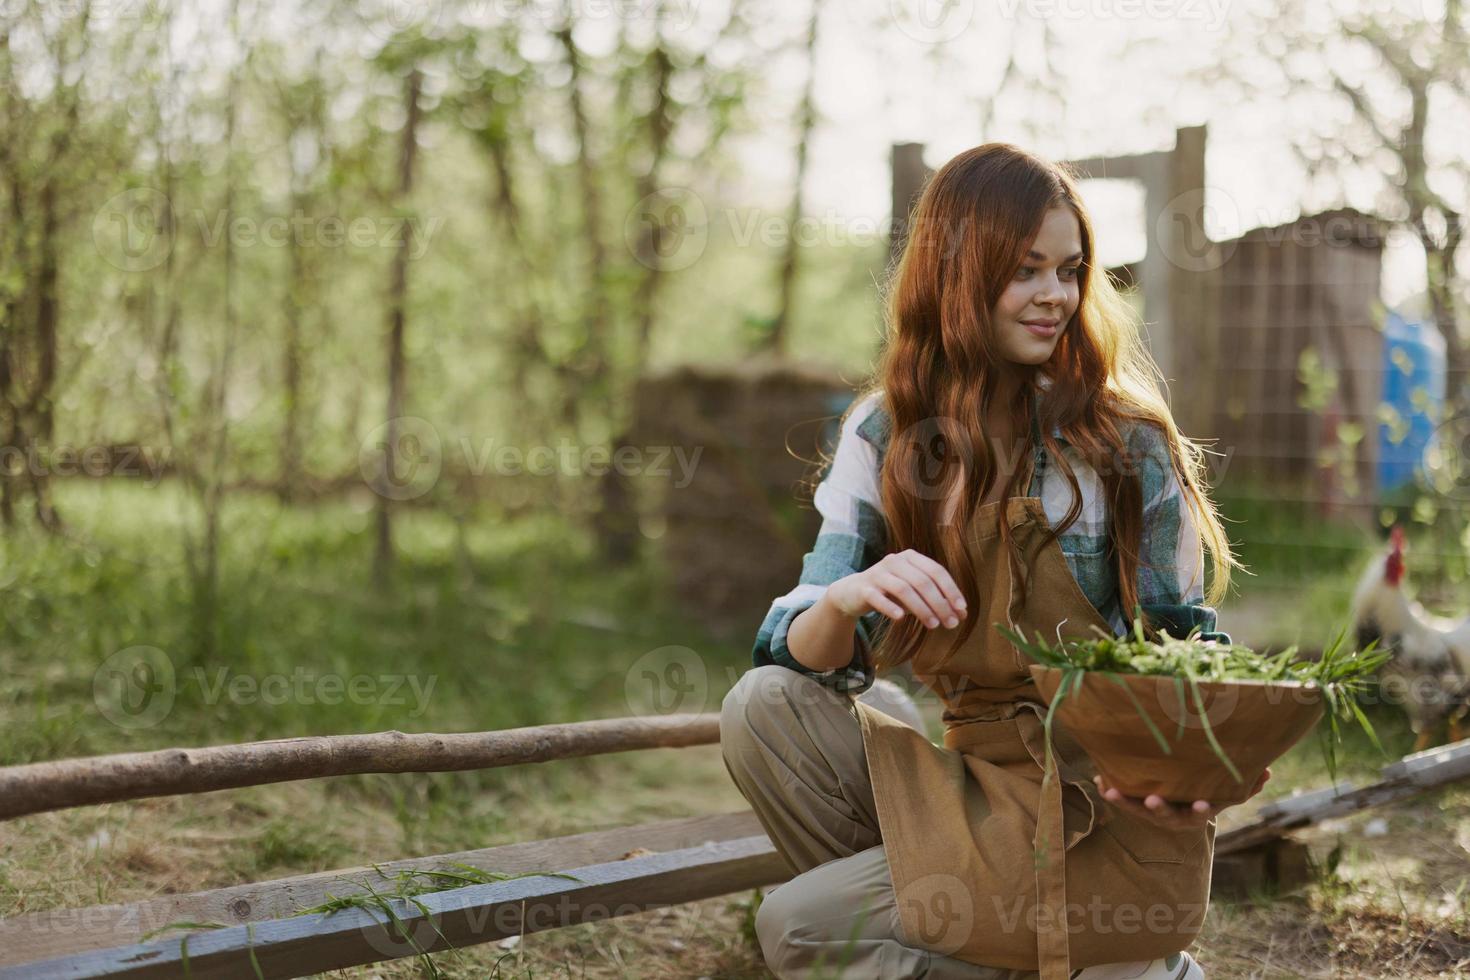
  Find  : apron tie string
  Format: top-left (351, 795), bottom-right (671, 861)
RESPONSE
top-left (1006, 511), bottom-right (1072, 980)
top-left (1034, 721), bottom-right (1073, 980)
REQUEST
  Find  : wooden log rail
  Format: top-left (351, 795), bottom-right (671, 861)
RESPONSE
top-left (0, 713), bottom-right (720, 821)
top-left (1216, 738), bottom-right (1470, 854)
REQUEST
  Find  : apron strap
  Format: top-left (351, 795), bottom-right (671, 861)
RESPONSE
top-left (1009, 441), bottom-right (1073, 980)
top-left (1034, 727), bottom-right (1073, 980)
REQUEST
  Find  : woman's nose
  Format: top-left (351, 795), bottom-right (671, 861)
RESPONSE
top-left (1035, 283), bottom-right (1065, 305)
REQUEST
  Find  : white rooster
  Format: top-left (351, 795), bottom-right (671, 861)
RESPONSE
top-left (1349, 525), bottom-right (1470, 751)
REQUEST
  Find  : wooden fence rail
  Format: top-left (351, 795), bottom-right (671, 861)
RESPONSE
top-left (0, 714), bottom-right (720, 821)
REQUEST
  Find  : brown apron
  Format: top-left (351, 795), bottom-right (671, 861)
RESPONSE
top-left (852, 464), bottom-right (1214, 977)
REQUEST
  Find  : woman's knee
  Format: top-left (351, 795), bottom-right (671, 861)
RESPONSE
top-left (720, 664), bottom-right (809, 742)
top-left (753, 854), bottom-right (898, 974)
top-left (754, 879), bottom-right (813, 967)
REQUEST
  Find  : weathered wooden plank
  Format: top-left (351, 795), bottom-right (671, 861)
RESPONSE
top-left (2, 835), bottom-right (788, 980)
top-left (0, 811), bottom-right (767, 968)
top-left (1218, 740), bottom-right (1470, 854)
top-left (0, 714), bottom-right (720, 821)
top-left (1379, 739), bottom-right (1470, 782)
top-left (1254, 781), bottom-right (1355, 822)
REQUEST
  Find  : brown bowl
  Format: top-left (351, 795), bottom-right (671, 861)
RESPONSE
top-left (1028, 665), bottom-right (1325, 804)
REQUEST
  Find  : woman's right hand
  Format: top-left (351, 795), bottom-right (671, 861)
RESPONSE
top-left (825, 550), bottom-right (968, 630)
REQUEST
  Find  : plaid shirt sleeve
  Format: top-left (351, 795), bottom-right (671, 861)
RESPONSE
top-left (750, 393), bottom-right (889, 694)
top-left (1130, 422), bottom-right (1231, 644)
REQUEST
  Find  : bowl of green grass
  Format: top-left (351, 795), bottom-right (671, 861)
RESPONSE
top-left (1000, 618), bottom-right (1390, 804)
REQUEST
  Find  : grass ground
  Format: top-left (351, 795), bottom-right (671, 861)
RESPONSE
top-left (2, 481), bottom-right (1468, 977)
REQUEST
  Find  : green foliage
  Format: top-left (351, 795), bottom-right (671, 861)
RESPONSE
top-left (0, 482), bottom-right (733, 786)
top-left (1296, 346), bottom-right (1339, 413)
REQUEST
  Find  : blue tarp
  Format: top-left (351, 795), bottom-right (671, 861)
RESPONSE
top-left (1377, 308), bottom-right (1445, 498)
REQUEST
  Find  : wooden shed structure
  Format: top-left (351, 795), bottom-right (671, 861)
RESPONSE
top-left (1187, 206), bottom-right (1392, 518)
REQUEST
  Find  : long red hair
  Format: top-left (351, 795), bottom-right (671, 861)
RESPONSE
top-left (847, 142), bottom-right (1240, 671)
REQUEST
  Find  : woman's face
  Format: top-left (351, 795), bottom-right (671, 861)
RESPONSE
top-left (992, 206), bottom-right (1084, 366)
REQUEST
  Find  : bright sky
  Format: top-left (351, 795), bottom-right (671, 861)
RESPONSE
top-left (721, 0), bottom-right (1442, 308)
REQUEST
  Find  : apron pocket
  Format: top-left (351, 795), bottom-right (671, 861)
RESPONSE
top-left (1100, 809), bottom-right (1209, 865)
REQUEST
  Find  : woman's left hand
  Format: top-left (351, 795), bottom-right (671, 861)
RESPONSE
top-left (1093, 767), bottom-right (1271, 830)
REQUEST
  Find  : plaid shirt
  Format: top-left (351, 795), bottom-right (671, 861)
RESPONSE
top-left (752, 385), bottom-right (1229, 694)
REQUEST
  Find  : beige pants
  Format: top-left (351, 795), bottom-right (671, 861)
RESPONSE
top-left (721, 664), bottom-right (1039, 980)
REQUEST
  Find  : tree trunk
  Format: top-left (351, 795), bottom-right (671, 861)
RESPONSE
top-left (596, 22), bottom-right (676, 566)
top-left (555, 16), bottom-right (611, 434)
top-left (373, 67), bottom-right (423, 590)
top-left (279, 192), bottom-right (306, 504)
top-left (27, 179), bottom-right (62, 531)
top-left (763, 0), bottom-right (821, 356)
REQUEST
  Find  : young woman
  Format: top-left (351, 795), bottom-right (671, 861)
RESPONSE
top-left (720, 143), bottom-right (1267, 980)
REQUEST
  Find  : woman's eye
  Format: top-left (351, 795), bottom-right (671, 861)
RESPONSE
top-left (1017, 265), bottom-right (1080, 281)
